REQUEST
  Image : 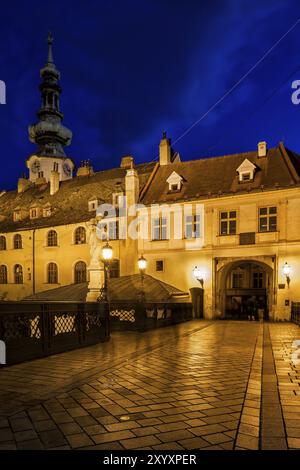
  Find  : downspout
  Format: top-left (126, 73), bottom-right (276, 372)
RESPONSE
top-left (32, 229), bottom-right (36, 295)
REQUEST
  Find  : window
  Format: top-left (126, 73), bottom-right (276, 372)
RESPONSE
top-left (13, 211), bottom-right (21, 222)
top-left (259, 207), bottom-right (277, 232)
top-left (0, 265), bottom-right (7, 284)
top-left (152, 217), bottom-right (168, 240)
top-left (74, 261), bottom-right (87, 283)
top-left (74, 227), bottom-right (86, 244)
top-left (232, 271), bottom-right (244, 288)
top-left (253, 272), bottom-right (264, 288)
top-left (14, 264), bottom-right (23, 284)
top-left (170, 183), bottom-right (179, 192)
top-left (156, 260), bottom-right (164, 272)
top-left (47, 263), bottom-right (58, 284)
top-left (47, 230), bottom-right (58, 247)
top-left (110, 259), bottom-right (120, 278)
top-left (53, 162), bottom-right (59, 172)
top-left (241, 173), bottom-right (251, 182)
top-left (88, 199), bottom-right (98, 212)
top-left (220, 211), bottom-right (237, 235)
top-left (13, 234), bottom-right (22, 249)
top-left (43, 206), bottom-right (52, 217)
top-left (0, 236), bottom-right (6, 251)
top-left (185, 215), bottom-right (200, 239)
top-left (30, 208), bottom-right (39, 219)
top-left (112, 193), bottom-right (124, 207)
top-left (38, 171), bottom-right (44, 178)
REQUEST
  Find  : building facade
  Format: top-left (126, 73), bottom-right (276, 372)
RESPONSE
top-left (1, 37), bottom-right (300, 321)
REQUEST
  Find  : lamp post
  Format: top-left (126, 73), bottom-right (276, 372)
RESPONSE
top-left (138, 255), bottom-right (147, 301)
top-left (193, 266), bottom-right (204, 288)
top-left (283, 262), bottom-right (291, 288)
top-left (99, 241), bottom-right (113, 301)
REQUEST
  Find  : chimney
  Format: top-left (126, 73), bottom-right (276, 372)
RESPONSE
top-left (50, 169), bottom-right (60, 195)
top-left (125, 167), bottom-right (139, 206)
top-left (18, 174), bottom-right (31, 193)
top-left (76, 160), bottom-right (94, 177)
top-left (120, 156), bottom-right (134, 169)
top-left (258, 141), bottom-right (267, 158)
top-left (159, 131), bottom-right (171, 165)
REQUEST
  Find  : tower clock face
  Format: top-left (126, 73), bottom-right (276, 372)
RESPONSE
top-left (31, 160), bottom-right (40, 173)
top-left (63, 162), bottom-right (71, 176)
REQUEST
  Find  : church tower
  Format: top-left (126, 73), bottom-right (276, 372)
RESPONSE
top-left (27, 33), bottom-right (74, 183)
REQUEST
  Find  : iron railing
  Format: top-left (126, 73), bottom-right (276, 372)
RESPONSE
top-left (291, 302), bottom-right (300, 325)
top-left (109, 300), bottom-right (193, 331)
top-left (0, 301), bottom-right (110, 365)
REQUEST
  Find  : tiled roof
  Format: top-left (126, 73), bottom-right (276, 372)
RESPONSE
top-left (24, 274), bottom-right (189, 302)
top-left (0, 162), bottom-right (155, 233)
top-left (141, 143), bottom-right (300, 205)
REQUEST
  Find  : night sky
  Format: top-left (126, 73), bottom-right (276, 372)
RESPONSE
top-left (1, 0), bottom-right (300, 190)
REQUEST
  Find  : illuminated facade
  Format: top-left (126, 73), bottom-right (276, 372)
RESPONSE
top-left (1, 38), bottom-right (300, 321)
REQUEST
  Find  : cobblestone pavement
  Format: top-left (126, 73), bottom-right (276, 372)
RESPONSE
top-left (0, 320), bottom-right (300, 450)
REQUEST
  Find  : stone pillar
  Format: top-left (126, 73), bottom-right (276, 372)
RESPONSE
top-left (86, 264), bottom-right (104, 302)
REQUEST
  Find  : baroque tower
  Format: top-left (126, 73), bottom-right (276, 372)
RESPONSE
top-left (27, 33), bottom-right (74, 183)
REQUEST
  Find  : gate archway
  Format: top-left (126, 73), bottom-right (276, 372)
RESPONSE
top-left (216, 259), bottom-right (274, 319)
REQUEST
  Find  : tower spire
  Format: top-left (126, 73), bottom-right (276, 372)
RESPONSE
top-left (47, 31), bottom-right (54, 64)
top-left (28, 33), bottom-right (72, 158)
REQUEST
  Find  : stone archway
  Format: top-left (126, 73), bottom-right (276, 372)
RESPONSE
top-left (215, 257), bottom-right (275, 320)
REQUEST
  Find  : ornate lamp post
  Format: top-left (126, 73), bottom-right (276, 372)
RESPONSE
top-left (283, 262), bottom-right (291, 288)
top-left (138, 255), bottom-right (147, 301)
top-left (192, 266), bottom-right (204, 288)
top-left (99, 241), bottom-right (113, 301)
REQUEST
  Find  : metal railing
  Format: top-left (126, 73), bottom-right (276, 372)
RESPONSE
top-left (291, 302), bottom-right (300, 325)
top-left (109, 300), bottom-right (193, 331)
top-left (0, 301), bottom-right (110, 365)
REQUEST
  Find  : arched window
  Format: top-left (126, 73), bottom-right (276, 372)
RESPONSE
top-left (0, 236), bottom-right (6, 251)
top-left (13, 234), bottom-right (22, 249)
top-left (0, 265), bottom-right (7, 284)
top-left (14, 264), bottom-right (23, 284)
top-left (74, 227), bottom-right (86, 245)
top-left (74, 261), bottom-right (87, 284)
top-left (47, 263), bottom-right (58, 284)
top-left (47, 230), bottom-right (58, 247)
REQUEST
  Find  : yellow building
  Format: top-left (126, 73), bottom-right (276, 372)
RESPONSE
top-left (1, 36), bottom-right (300, 321)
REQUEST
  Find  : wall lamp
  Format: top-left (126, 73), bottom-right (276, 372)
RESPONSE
top-left (283, 262), bottom-right (291, 288)
top-left (193, 266), bottom-right (204, 288)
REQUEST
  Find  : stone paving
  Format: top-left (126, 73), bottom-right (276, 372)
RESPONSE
top-left (0, 320), bottom-right (300, 450)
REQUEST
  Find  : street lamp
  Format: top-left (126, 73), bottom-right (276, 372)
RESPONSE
top-left (283, 262), bottom-right (291, 288)
top-left (138, 255), bottom-right (147, 273)
top-left (99, 241), bottom-right (113, 301)
top-left (138, 255), bottom-right (147, 301)
top-left (193, 266), bottom-right (204, 288)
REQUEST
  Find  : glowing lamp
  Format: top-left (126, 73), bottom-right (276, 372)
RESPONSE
top-left (102, 242), bottom-right (113, 261)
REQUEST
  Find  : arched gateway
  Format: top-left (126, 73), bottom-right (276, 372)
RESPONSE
top-left (215, 257), bottom-right (275, 320)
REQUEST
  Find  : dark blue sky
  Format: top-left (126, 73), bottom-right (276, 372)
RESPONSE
top-left (1, 0), bottom-right (300, 190)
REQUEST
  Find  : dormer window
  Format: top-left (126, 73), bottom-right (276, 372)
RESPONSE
top-left (112, 192), bottom-right (124, 207)
top-left (30, 206), bottom-right (40, 219)
top-left (13, 210), bottom-right (21, 222)
top-left (166, 171), bottom-right (183, 192)
top-left (236, 159), bottom-right (256, 183)
top-left (88, 198), bottom-right (98, 212)
top-left (43, 205), bottom-right (52, 217)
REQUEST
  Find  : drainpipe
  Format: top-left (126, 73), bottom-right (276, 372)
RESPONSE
top-left (32, 229), bottom-right (36, 295)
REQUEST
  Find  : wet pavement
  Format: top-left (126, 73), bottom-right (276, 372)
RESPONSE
top-left (0, 320), bottom-right (300, 450)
